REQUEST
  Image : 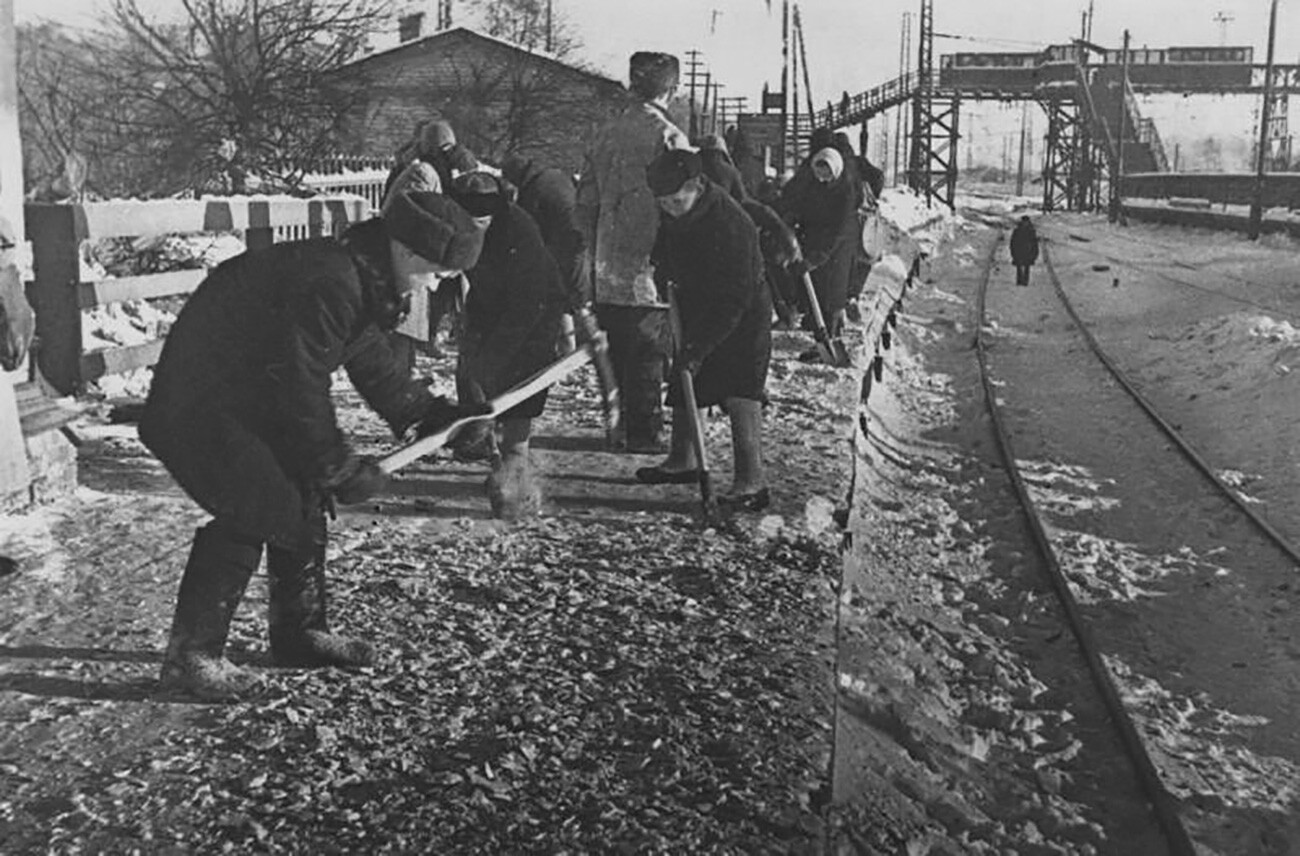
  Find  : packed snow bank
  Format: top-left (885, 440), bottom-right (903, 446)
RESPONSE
top-left (1148, 310), bottom-right (1300, 389)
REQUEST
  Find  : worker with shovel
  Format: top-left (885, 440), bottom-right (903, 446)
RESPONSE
top-left (634, 149), bottom-right (771, 512)
top-left (139, 191), bottom-right (490, 701)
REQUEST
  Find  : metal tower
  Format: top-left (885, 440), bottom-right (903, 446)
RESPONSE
top-left (906, 0), bottom-right (959, 208)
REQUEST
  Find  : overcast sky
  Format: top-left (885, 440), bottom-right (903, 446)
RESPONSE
top-left (15, 0), bottom-right (1295, 169)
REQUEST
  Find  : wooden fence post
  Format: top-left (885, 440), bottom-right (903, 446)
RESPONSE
top-left (24, 203), bottom-right (84, 395)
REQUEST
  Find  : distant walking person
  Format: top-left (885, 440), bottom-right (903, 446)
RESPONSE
top-left (1010, 216), bottom-right (1039, 286)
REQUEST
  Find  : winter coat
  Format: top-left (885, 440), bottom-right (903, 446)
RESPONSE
top-left (652, 181), bottom-right (769, 407)
top-left (383, 162), bottom-right (444, 343)
top-left (1010, 221), bottom-right (1040, 266)
top-left (458, 200), bottom-right (568, 419)
top-left (858, 156), bottom-right (885, 201)
top-left (781, 169), bottom-right (859, 321)
top-left (575, 97), bottom-right (690, 307)
top-left (509, 159), bottom-right (591, 310)
top-left (700, 149), bottom-right (749, 203)
top-left (139, 221), bottom-right (432, 550)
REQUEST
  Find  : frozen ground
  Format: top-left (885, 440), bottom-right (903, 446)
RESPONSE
top-left (3, 195), bottom-right (1298, 853)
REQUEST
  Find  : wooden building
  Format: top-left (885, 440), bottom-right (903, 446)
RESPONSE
top-left (332, 26), bottom-right (628, 174)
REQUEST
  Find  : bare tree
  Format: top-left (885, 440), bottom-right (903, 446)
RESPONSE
top-left (23, 0), bottom-right (394, 198)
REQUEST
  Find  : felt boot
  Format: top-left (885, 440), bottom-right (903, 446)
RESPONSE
top-left (267, 526), bottom-right (375, 670)
top-left (486, 418), bottom-right (541, 520)
top-left (159, 523), bottom-right (263, 702)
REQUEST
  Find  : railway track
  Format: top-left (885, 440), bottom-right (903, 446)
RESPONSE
top-left (971, 223), bottom-right (1300, 854)
top-left (1038, 220), bottom-right (1300, 323)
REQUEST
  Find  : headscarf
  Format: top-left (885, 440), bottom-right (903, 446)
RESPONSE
top-left (811, 147), bottom-right (844, 183)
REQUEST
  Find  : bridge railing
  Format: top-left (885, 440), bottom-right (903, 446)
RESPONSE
top-left (25, 195), bottom-right (369, 395)
top-left (814, 71), bottom-right (919, 130)
top-left (1123, 80), bottom-right (1171, 172)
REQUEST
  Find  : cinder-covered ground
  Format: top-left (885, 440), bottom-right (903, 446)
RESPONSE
top-left (3, 194), bottom-right (1298, 854)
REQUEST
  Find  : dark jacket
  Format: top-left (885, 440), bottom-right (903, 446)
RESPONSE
top-left (139, 220), bottom-right (431, 549)
top-left (1010, 220), bottom-right (1040, 266)
top-left (507, 159), bottom-right (592, 310)
top-left (858, 156), bottom-right (885, 201)
top-left (652, 181), bottom-right (769, 405)
top-left (781, 168), bottom-right (859, 320)
top-left (458, 199), bottom-right (568, 414)
top-left (700, 149), bottom-right (749, 203)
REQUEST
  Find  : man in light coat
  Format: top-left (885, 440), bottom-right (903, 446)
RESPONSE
top-left (576, 51), bottom-right (689, 453)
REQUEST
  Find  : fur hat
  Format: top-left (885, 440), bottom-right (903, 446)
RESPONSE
top-left (420, 120), bottom-right (457, 153)
top-left (646, 148), bottom-right (703, 196)
top-left (449, 171), bottom-right (507, 218)
top-left (629, 52), bottom-right (680, 99)
top-left (382, 191), bottom-right (483, 269)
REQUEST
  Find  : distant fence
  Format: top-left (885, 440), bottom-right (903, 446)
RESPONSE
top-left (25, 195), bottom-right (369, 395)
top-left (301, 167), bottom-right (390, 214)
top-left (1123, 172), bottom-right (1300, 209)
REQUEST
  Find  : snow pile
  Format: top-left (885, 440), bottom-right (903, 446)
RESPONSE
top-left (80, 232), bottom-right (248, 399)
top-left (1248, 316), bottom-right (1300, 345)
top-left (878, 186), bottom-right (948, 234)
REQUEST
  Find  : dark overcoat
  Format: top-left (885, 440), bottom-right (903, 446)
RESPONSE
top-left (700, 149), bottom-right (749, 203)
top-left (139, 220), bottom-right (431, 549)
top-left (781, 170), bottom-right (859, 321)
top-left (510, 160), bottom-right (591, 310)
top-left (1010, 221), bottom-right (1040, 266)
top-left (458, 201), bottom-right (568, 419)
top-left (652, 181), bottom-right (769, 407)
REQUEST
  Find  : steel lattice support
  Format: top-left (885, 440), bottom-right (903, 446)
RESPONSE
top-left (1040, 98), bottom-right (1080, 212)
top-left (908, 96), bottom-right (960, 208)
top-left (906, 0), bottom-right (959, 207)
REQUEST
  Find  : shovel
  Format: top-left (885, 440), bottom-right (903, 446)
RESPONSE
top-left (799, 272), bottom-right (852, 367)
top-left (379, 346), bottom-right (594, 475)
top-left (666, 287), bottom-right (719, 523)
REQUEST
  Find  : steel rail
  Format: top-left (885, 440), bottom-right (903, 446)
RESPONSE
top-left (1042, 245), bottom-right (1300, 568)
top-left (974, 234), bottom-right (1198, 856)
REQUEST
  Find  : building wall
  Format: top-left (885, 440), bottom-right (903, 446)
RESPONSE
top-left (335, 30), bottom-right (627, 175)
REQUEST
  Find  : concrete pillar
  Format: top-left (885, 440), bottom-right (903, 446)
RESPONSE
top-left (0, 0), bottom-right (32, 501)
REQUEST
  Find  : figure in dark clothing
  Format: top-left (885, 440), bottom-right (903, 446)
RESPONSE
top-left (500, 153), bottom-right (593, 315)
top-left (1010, 216), bottom-right (1040, 286)
top-left (741, 198), bottom-right (803, 329)
top-left (693, 134), bottom-right (749, 203)
top-left (636, 149), bottom-right (771, 509)
top-left (782, 147), bottom-right (859, 341)
top-left (449, 171), bottom-right (570, 519)
top-left (139, 192), bottom-right (489, 701)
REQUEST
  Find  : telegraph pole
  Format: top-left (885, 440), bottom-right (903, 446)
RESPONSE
top-left (893, 11), bottom-right (911, 185)
top-left (685, 49), bottom-right (705, 138)
top-left (1214, 10), bottom-right (1234, 46)
top-left (545, 0), bottom-right (553, 52)
top-left (1016, 101), bottom-right (1028, 196)
top-left (1109, 29), bottom-right (1130, 225)
top-left (1250, 0), bottom-right (1280, 239)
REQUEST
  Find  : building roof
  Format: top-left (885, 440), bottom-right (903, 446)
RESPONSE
top-left (342, 25), bottom-right (623, 89)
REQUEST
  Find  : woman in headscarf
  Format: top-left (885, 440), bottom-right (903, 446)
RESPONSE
top-left (782, 146), bottom-right (859, 340)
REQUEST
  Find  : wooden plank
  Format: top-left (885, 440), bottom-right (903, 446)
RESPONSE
top-left (79, 340), bottom-right (166, 382)
top-left (77, 269), bottom-right (206, 309)
top-left (0, 375), bottom-right (30, 495)
top-left (70, 196), bottom-right (369, 239)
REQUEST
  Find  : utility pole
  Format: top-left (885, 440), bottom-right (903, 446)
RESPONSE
top-left (1110, 29), bottom-right (1130, 224)
top-left (1016, 101), bottom-right (1028, 196)
top-left (893, 11), bottom-right (911, 185)
top-left (545, 0), bottom-right (553, 52)
top-left (685, 49), bottom-right (705, 138)
top-left (1250, 0), bottom-right (1280, 239)
top-left (1086, 0), bottom-right (1095, 42)
top-left (1214, 11), bottom-right (1234, 46)
top-left (781, 0), bottom-right (790, 173)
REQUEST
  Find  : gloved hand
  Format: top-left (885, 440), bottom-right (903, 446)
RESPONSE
top-left (787, 257), bottom-right (810, 279)
top-left (330, 456), bottom-right (388, 505)
top-left (573, 306), bottom-right (603, 346)
top-left (415, 396), bottom-right (494, 439)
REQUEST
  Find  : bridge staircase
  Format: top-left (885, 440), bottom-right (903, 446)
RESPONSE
top-left (1083, 71), bottom-right (1170, 174)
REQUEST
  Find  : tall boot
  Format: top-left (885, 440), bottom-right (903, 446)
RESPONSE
top-left (486, 417), bottom-right (541, 520)
top-left (266, 522), bottom-right (375, 669)
top-left (159, 523), bottom-right (263, 701)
